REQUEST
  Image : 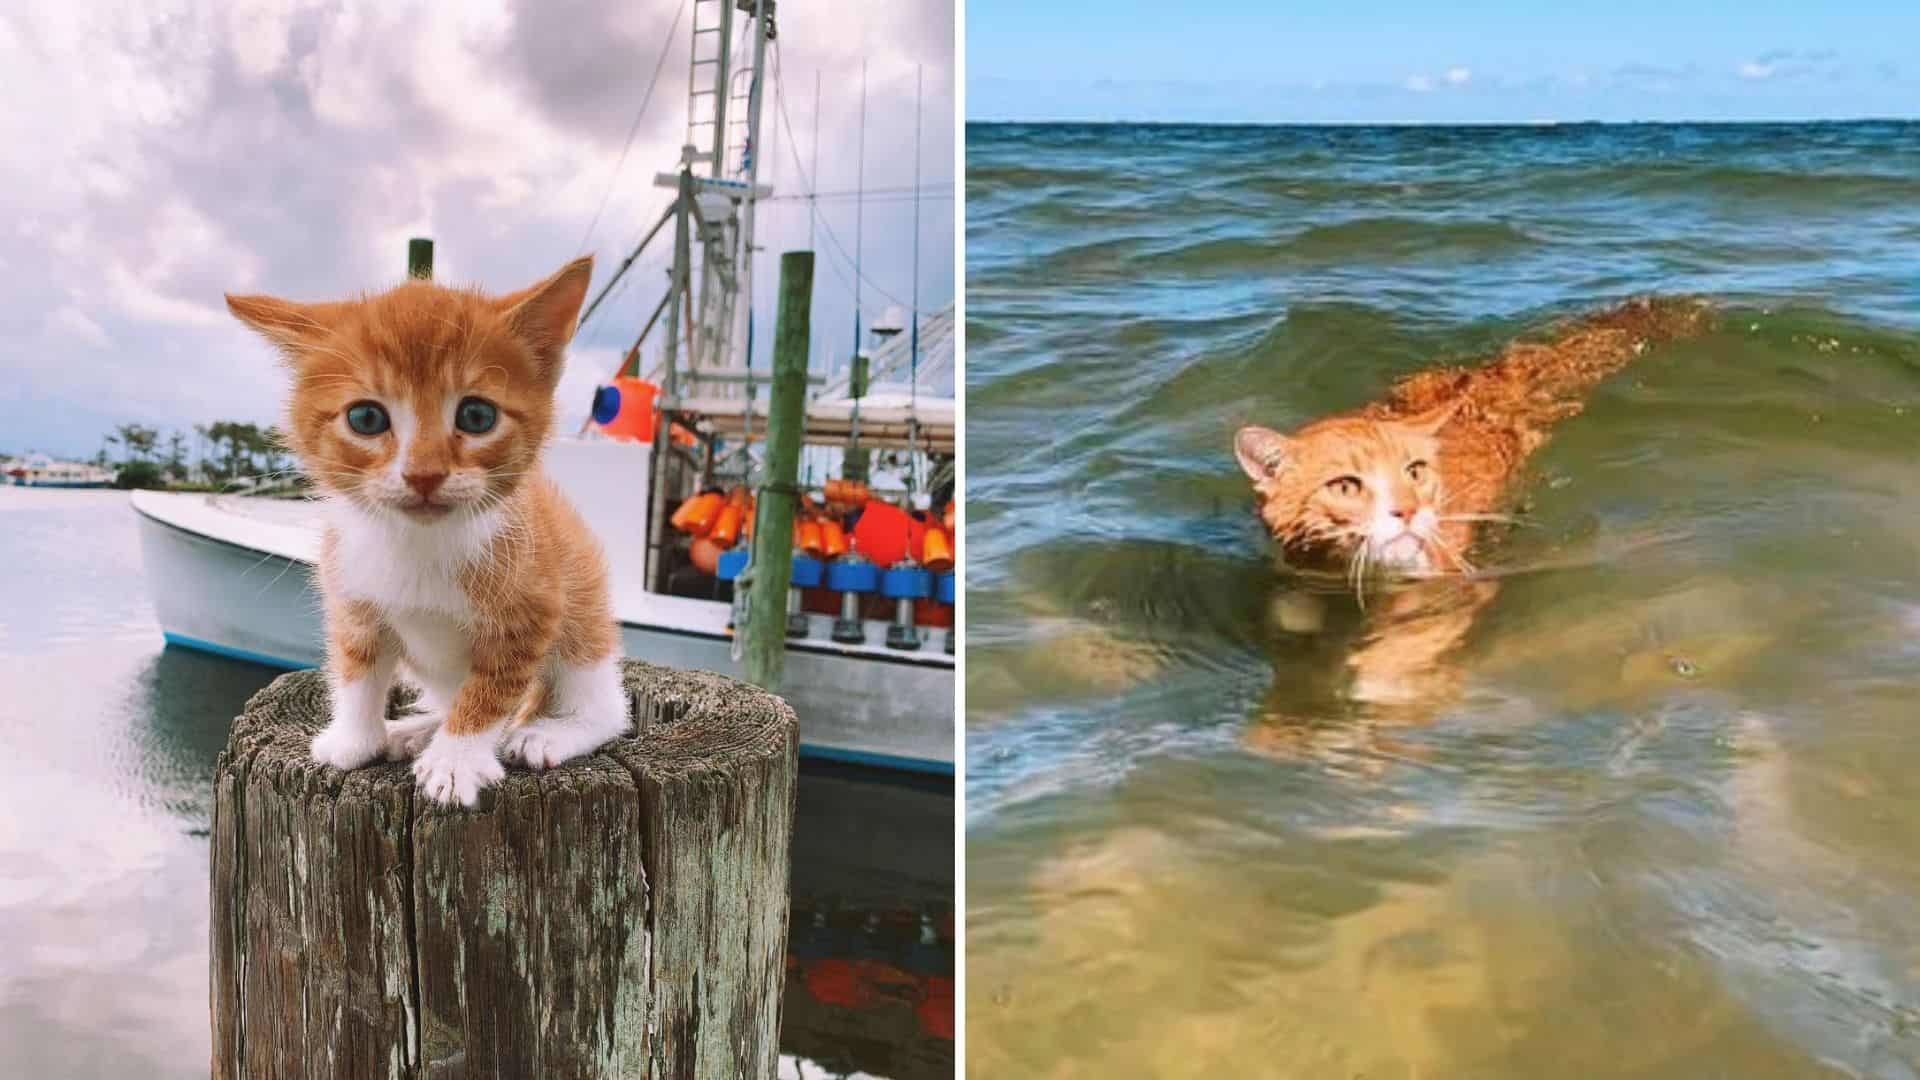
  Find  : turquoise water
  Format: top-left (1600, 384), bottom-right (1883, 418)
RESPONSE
top-left (0, 487), bottom-right (951, 1079)
top-left (966, 121), bottom-right (1920, 1076)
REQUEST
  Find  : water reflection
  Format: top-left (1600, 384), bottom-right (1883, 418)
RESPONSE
top-left (788, 764), bottom-right (956, 1080)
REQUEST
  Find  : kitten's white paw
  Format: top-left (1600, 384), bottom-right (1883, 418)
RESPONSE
top-left (411, 730), bottom-right (505, 807)
top-left (310, 720), bottom-right (387, 771)
top-left (382, 714), bottom-right (442, 762)
top-left (500, 716), bottom-right (620, 771)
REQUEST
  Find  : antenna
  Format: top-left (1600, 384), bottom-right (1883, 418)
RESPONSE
top-left (911, 64), bottom-right (922, 493)
top-left (810, 69), bottom-right (821, 253)
top-left (852, 58), bottom-right (866, 374)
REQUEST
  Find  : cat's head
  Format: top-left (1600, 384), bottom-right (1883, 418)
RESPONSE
top-left (225, 257), bottom-right (593, 522)
top-left (1234, 406), bottom-right (1458, 577)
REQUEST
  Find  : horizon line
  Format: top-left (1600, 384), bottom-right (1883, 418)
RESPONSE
top-left (965, 115), bottom-right (1920, 128)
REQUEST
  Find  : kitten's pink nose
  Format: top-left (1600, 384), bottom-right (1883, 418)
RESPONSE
top-left (404, 472), bottom-right (447, 499)
top-left (1390, 505), bottom-right (1415, 522)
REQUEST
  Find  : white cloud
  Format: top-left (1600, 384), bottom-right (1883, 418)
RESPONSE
top-left (48, 305), bottom-right (112, 349)
top-left (1738, 60), bottom-right (1776, 80)
top-left (1406, 67), bottom-right (1470, 93)
top-left (0, 0), bottom-right (955, 454)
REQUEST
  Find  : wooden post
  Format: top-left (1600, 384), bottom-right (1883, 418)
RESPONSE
top-left (408, 237), bottom-right (433, 280)
top-left (210, 661), bottom-right (798, 1078)
top-left (744, 251), bottom-right (814, 691)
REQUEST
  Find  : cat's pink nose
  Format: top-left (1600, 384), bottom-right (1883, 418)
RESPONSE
top-left (404, 472), bottom-right (446, 499)
top-left (1390, 505), bottom-right (1414, 521)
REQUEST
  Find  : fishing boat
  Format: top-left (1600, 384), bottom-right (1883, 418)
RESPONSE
top-left (6, 453), bottom-right (116, 488)
top-left (131, 0), bottom-right (955, 773)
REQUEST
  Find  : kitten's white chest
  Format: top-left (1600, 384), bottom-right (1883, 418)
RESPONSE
top-left (386, 607), bottom-right (471, 689)
top-left (323, 500), bottom-right (505, 691)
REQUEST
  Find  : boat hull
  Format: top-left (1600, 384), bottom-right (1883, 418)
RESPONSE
top-left (134, 506), bottom-right (953, 773)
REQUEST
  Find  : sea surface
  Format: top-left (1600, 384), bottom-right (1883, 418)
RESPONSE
top-left (966, 121), bottom-right (1920, 1076)
top-left (0, 487), bottom-right (952, 1079)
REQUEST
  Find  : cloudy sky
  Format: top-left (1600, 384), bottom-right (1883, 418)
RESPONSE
top-left (969, 0), bottom-right (1920, 123)
top-left (1, 0), bottom-right (954, 460)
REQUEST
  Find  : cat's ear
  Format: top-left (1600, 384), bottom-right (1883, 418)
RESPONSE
top-left (1401, 399), bottom-right (1461, 437)
top-left (1235, 426), bottom-right (1293, 482)
top-left (225, 294), bottom-right (347, 360)
top-left (498, 256), bottom-right (595, 383)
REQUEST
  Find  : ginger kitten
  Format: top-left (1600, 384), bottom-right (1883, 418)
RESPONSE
top-left (1235, 296), bottom-right (1711, 701)
top-left (227, 257), bottom-right (630, 806)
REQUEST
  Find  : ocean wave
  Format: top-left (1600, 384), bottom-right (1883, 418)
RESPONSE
top-left (1144, 218), bottom-right (1539, 274)
top-left (1512, 163), bottom-right (1920, 205)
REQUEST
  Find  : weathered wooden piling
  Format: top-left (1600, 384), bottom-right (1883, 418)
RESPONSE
top-left (210, 660), bottom-right (798, 1078)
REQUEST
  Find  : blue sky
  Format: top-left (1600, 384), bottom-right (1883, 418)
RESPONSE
top-left (967, 1), bottom-right (1920, 123)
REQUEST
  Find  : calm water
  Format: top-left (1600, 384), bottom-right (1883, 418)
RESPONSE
top-left (0, 487), bottom-right (952, 1079)
top-left (966, 121), bottom-right (1920, 1076)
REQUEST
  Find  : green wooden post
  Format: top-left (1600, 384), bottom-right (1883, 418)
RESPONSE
top-left (745, 252), bottom-right (814, 691)
top-left (408, 237), bottom-right (433, 279)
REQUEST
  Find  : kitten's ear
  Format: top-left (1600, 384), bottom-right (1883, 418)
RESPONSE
top-left (498, 256), bottom-right (595, 382)
top-left (225, 294), bottom-right (346, 359)
top-left (1235, 426), bottom-right (1293, 482)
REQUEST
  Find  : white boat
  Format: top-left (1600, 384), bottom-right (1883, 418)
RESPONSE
top-left (132, 421), bottom-right (955, 773)
top-left (7, 453), bottom-right (116, 488)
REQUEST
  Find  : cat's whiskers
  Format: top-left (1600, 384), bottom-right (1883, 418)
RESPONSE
top-left (1418, 524), bottom-right (1478, 576)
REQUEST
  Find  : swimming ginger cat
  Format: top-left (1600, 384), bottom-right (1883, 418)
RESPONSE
top-left (226, 256), bottom-right (630, 807)
top-left (1235, 296), bottom-right (1712, 704)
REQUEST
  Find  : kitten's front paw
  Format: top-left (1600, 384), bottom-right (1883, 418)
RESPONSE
top-left (412, 730), bottom-right (505, 807)
top-left (310, 721), bottom-right (386, 771)
top-left (500, 718), bottom-right (617, 771)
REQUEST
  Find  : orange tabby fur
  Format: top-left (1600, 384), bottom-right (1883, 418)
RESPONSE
top-left (1235, 296), bottom-right (1712, 702)
top-left (227, 257), bottom-right (627, 805)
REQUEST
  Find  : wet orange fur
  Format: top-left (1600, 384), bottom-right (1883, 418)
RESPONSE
top-left (1239, 296), bottom-right (1712, 572)
top-left (1236, 296), bottom-right (1713, 704)
top-left (228, 258), bottom-right (618, 737)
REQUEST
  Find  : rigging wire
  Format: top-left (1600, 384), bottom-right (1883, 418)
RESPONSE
top-left (771, 39), bottom-right (931, 315)
top-left (574, 0), bottom-right (689, 257)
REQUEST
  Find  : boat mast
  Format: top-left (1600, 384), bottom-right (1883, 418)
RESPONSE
top-left (731, 0), bottom-right (771, 404)
top-left (648, 0), bottom-right (776, 589)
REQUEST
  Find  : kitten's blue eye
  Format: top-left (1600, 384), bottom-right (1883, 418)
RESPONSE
top-left (455, 397), bottom-right (498, 434)
top-left (345, 402), bottom-right (389, 436)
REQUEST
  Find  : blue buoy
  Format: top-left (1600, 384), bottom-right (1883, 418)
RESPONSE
top-left (826, 560), bottom-right (879, 594)
top-left (790, 555), bottom-right (824, 589)
top-left (935, 572), bottom-right (955, 606)
top-left (591, 384), bottom-right (622, 425)
top-left (716, 548), bottom-right (750, 581)
top-left (880, 567), bottom-right (933, 600)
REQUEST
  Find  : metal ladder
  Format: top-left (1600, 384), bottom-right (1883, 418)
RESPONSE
top-left (683, 0), bottom-right (733, 170)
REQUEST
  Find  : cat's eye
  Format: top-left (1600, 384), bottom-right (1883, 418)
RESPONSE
top-left (1406, 459), bottom-right (1430, 481)
top-left (344, 401), bottom-right (389, 436)
top-left (455, 397), bottom-right (498, 434)
top-left (1325, 475), bottom-right (1363, 497)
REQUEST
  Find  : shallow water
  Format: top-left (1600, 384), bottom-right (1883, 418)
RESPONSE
top-left (0, 487), bottom-right (952, 1078)
top-left (966, 121), bottom-right (1920, 1077)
